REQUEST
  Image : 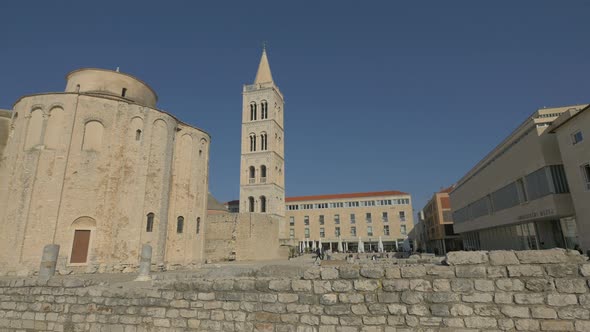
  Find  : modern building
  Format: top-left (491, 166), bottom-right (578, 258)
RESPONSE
top-left (419, 186), bottom-right (462, 255)
top-left (285, 190), bottom-right (414, 252)
top-left (408, 215), bottom-right (427, 253)
top-left (548, 105), bottom-right (590, 253)
top-left (451, 104), bottom-right (586, 251)
top-left (0, 69), bottom-right (211, 274)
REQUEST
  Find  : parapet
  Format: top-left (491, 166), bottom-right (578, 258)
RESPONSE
top-left (65, 68), bottom-right (158, 107)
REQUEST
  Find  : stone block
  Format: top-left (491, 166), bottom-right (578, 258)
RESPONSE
top-left (462, 293), bottom-right (493, 303)
top-left (400, 291), bottom-right (423, 304)
top-left (514, 319), bottom-right (540, 331)
top-left (419, 317), bottom-right (442, 327)
top-left (339, 266), bottom-right (360, 279)
top-left (514, 293), bottom-right (544, 304)
top-left (350, 304), bottom-right (368, 315)
top-left (300, 314), bottom-right (319, 326)
top-left (546, 264), bottom-right (579, 277)
top-left (474, 279), bottom-right (495, 292)
top-left (338, 293), bottom-right (364, 304)
top-left (456, 265), bottom-right (486, 278)
top-left (426, 292), bottom-right (460, 303)
top-left (324, 305), bottom-right (350, 315)
top-left (433, 279), bottom-right (451, 292)
top-left (496, 278), bottom-right (524, 291)
top-left (400, 265), bottom-right (426, 278)
top-left (430, 304), bottom-right (450, 317)
top-left (291, 280), bottom-right (312, 292)
top-left (286, 304), bottom-right (309, 313)
top-left (442, 317), bottom-right (464, 328)
top-left (408, 305), bottom-right (429, 316)
top-left (473, 304), bottom-right (501, 316)
top-left (446, 251), bottom-right (488, 265)
top-left (507, 265), bottom-right (544, 277)
top-left (557, 307), bottom-right (590, 319)
top-left (576, 321), bottom-right (590, 332)
top-left (531, 306), bottom-right (557, 319)
top-left (320, 294), bottom-right (338, 305)
top-left (377, 291), bottom-right (400, 304)
top-left (450, 304), bottom-right (473, 316)
top-left (409, 279), bottom-right (432, 292)
top-left (278, 293), bottom-right (298, 303)
top-left (487, 266), bottom-right (508, 278)
top-left (501, 305), bottom-right (529, 318)
top-left (547, 294), bottom-right (578, 306)
top-left (313, 281), bottom-right (332, 294)
top-left (269, 279), bottom-right (292, 291)
top-left (213, 279), bottom-right (234, 291)
top-left (339, 316), bottom-right (362, 326)
top-left (321, 315), bottom-right (339, 325)
top-left (384, 266), bottom-right (401, 279)
top-left (515, 248), bottom-right (567, 264)
top-left (464, 316), bottom-right (496, 328)
top-left (353, 279), bottom-right (380, 291)
top-left (321, 268), bottom-right (339, 280)
top-left (451, 279), bottom-right (473, 292)
top-left (368, 303), bottom-right (388, 315)
top-left (489, 251), bottom-right (519, 265)
top-left (382, 279), bottom-right (409, 292)
top-left (540, 320), bottom-right (574, 331)
top-left (554, 278), bottom-right (587, 293)
top-left (331, 280), bottom-right (353, 292)
top-left (581, 264), bottom-right (590, 277)
top-left (303, 267), bottom-right (321, 280)
top-left (525, 278), bottom-right (554, 292)
top-left (388, 304), bottom-right (407, 315)
top-left (426, 265), bottom-right (455, 278)
top-left (360, 266), bottom-right (384, 279)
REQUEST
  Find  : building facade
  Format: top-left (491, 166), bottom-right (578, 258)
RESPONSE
top-left (285, 191), bottom-right (414, 252)
top-left (0, 109), bottom-right (11, 162)
top-left (0, 69), bottom-right (210, 274)
top-left (419, 186), bottom-right (462, 255)
top-left (239, 49), bottom-right (286, 217)
top-left (451, 105), bottom-right (585, 251)
top-left (549, 105), bottom-right (590, 253)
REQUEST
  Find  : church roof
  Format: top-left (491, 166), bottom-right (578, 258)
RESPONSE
top-left (254, 49), bottom-right (274, 84)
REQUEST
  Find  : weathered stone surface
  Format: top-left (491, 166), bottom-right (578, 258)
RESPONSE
top-left (525, 278), bottom-right (554, 292)
top-left (291, 280), bottom-right (312, 292)
top-left (451, 279), bottom-right (473, 292)
top-left (514, 319), bottom-right (540, 331)
top-left (489, 251), bottom-right (519, 266)
top-left (360, 267), bottom-right (384, 279)
top-left (546, 264), bottom-right (579, 277)
top-left (462, 293), bottom-right (493, 303)
top-left (496, 278), bottom-right (524, 292)
top-left (554, 278), bottom-right (587, 294)
top-left (353, 280), bottom-right (380, 291)
top-left (432, 279), bottom-right (451, 292)
top-left (450, 304), bottom-right (473, 316)
top-left (303, 267), bottom-right (321, 280)
top-left (400, 266), bottom-right (426, 278)
top-left (547, 294), bottom-right (578, 306)
top-left (426, 265), bottom-right (455, 278)
top-left (409, 279), bottom-right (432, 292)
top-left (382, 279), bottom-right (409, 292)
top-left (321, 268), bottom-right (339, 280)
top-left (515, 248), bottom-right (567, 264)
top-left (456, 266), bottom-right (486, 278)
top-left (446, 251), bottom-right (488, 265)
top-left (507, 265), bottom-right (544, 277)
top-left (384, 266), bottom-right (400, 279)
top-left (464, 316), bottom-right (496, 328)
top-left (540, 320), bottom-right (574, 331)
top-left (501, 306), bottom-right (529, 318)
top-left (331, 280), bottom-right (352, 292)
top-left (514, 293), bottom-right (544, 305)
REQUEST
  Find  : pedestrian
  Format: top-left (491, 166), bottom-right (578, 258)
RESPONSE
top-left (314, 247), bottom-right (322, 263)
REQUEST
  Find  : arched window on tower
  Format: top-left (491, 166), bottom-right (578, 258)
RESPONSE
top-left (249, 166), bottom-right (256, 184)
top-left (248, 197), bottom-right (255, 213)
top-left (249, 133), bottom-right (256, 152)
top-left (196, 217), bottom-right (201, 234)
top-left (250, 102), bottom-right (257, 121)
top-left (261, 101), bottom-right (268, 119)
top-left (135, 129), bottom-right (142, 141)
top-left (177, 216), bottom-right (184, 234)
top-left (260, 165), bottom-right (267, 183)
top-left (260, 196), bottom-right (267, 213)
top-left (260, 132), bottom-right (267, 151)
top-left (146, 213), bottom-right (154, 232)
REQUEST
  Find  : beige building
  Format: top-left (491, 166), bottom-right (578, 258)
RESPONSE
top-left (286, 191), bottom-right (414, 252)
top-left (549, 105), bottom-right (590, 253)
top-left (0, 68), bottom-right (210, 274)
top-left (418, 186), bottom-right (462, 255)
top-left (451, 105), bottom-right (586, 251)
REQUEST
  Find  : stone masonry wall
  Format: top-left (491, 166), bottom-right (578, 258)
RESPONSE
top-left (0, 249), bottom-right (589, 331)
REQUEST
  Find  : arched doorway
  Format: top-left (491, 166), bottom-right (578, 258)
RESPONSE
top-left (70, 217), bottom-right (96, 264)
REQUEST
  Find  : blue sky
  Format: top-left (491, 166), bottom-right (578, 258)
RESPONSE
top-left (1, 1), bottom-right (589, 217)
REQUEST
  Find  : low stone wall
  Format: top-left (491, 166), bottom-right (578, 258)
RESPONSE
top-left (0, 249), bottom-right (589, 331)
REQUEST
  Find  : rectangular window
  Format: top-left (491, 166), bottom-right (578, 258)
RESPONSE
top-left (400, 225), bottom-right (407, 235)
top-left (304, 216), bottom-right (309, 226)
top-left (367, 226), bottom-right (373, 236)
top-left (384, 225), bottom-right (390, 236)
top-left (382, 212), bottom-right (388, 222)
top-left (582, 163), bottom-right (590, 191)
top-left (572, 130), bottom-right (584, 145)
top-left (366, 213), bottom-right (372, 223)
top-left (319, 215), bottom-right (324, 225)
top-left (516, 178), bottom-right (528, 203)
top-left (289, 229), bottom-right (295, 239)
top-left (334, 214), bottom-right (340, 224)
top-left (351, 226), bottom-right (356, 236)
top-left (304, 228), bottom-right (310, 239)
top-left (350, 213), bottom-right (356, 224)
top-left (289, 216), bottom-right (295, 226)
top-left (320, 228), bottom-right (325, 238)
top-left (335, 227), bottom-right (341, 237)
top-left (399, 211), bottom-right (406, 222)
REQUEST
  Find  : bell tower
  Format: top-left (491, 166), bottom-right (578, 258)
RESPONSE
top-left (239, 48), bottom-right (285, 216)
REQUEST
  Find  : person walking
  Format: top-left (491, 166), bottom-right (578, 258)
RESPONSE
top-left (314, 247), bottom-right (322, 263)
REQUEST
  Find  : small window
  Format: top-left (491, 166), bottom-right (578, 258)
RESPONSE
top-left (335, 227), bottom-right (341, 237)
top-left (304, 216), bottom-right (310, 226)
top-left (250, 103), bottom-right (257, 121)
top-left (572, 131), bottom-right (584, 145)
top-left (260, 196), bottom-right (267, 213)
top-left (382, 212), bottom-right (388, 222)
top-left (289, 216), bottom-right (295, 226)
top-left (319, 215), bottom-right (324, 225)
top-left (248, 197), bottom-right (255, 212)
top-left (384, 225), bottom-right (390, 236)
top-left (177, 216), bottom-right (184, 234)
top-left (400, 225), bottom-right (407, 235)
top-left (304, 228), bottom-right (310, 239)
top-left (135, 129), bottom-right (142, 141)
top-left (122, 88), bottom-right (127, 97)
top-left (350, 226), bottom-right (357, 237)
top-left (367, 226), bottom-right (373, 236)
top-left (334, 214), bottom-right (340, 224)
top-left (146, 213), bottom-right (154, 232)
top-left (366, 213), bottom-right (372, 223)
top-left (582, 163), bottom-right (590, 191)
top-left (399, 211), bottom-right (406, 222)
top-left (350, 213), bottom-right (356, 224)
top-left (320, 228), bottom-right (325, 238)
top-left (289, 229), bottom-right (295, 239)
top-left (196, 217), bottom-right (201, 234)
top-left (516, 178), bottom-right (528, 203)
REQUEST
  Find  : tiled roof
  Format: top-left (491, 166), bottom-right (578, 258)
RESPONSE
top-left (285, 190), bottom-right (409, 203)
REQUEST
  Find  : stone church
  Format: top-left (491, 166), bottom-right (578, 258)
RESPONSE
top-left (0, 50), bottom-right (289, 276)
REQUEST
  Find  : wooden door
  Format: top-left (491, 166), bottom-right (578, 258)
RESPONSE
top-left (70, 230), bottom-right (91, 263)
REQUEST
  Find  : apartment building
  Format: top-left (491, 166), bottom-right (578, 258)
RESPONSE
top-left (451, 105), bottom-right (586, 251)
top-left (285, 190), bottom-right (414, 252)
top-left (419, 186), bottom-right (462, 255)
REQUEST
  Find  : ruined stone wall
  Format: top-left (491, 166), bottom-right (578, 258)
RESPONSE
top-left (0, 249), bottom-right (589, 331)
top-left (205, 213), bottom-right (288, 262)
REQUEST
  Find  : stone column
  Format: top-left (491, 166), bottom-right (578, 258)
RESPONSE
top-left (135, 244), bottom-right (152, 281)
top-left (39, 244), bottom-right (60, 280)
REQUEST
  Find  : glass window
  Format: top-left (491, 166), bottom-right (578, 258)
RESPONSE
top-left (384, 225), bottom-right (390, 236)
top-left (516, 178), bottom-right (528, 203)
top-left (334, 214), bottom-right (340, 224)
top-left (351, 226), bottom-right (356, 236)
top-left (319, 215), bottom-right (324, 225)
top-left (335, 227), bottom-right (341, 237)
top-left (400, 225), bottom-right (407, 235)
top-left (289, 216), bottom-right (295, 226)
top-left (304, 216), bottom-right (309, 226)
top-left (146, 213), bottom-right (154, 232)
top-left (366, 213), bottom-right (372, 223)
top-left (382, 212), bottom-right (388, 222)
top-left (320, 228), bottom-right (325, 238)
top-left (177, 216), bottom-right (184, 234)
top-left (582, 163), bottom-right (590, 191)
top-left (350, 213), bottom-right (356, 224)
top-left (367, 226), bottom-right (373, 236)
top-left (399, 211), bottom-right (406, 222)
top-left (289, 229), bottom-right (294, 239)
top-left (572, 130), bottom-right (584, 145)
top-left (196, 217), bottom-right (201, 234)
top-left (304, 228), bottom-right (310, 239)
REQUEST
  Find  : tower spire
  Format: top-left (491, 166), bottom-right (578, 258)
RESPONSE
top-left (254, 45), bottom-right (274, 84)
